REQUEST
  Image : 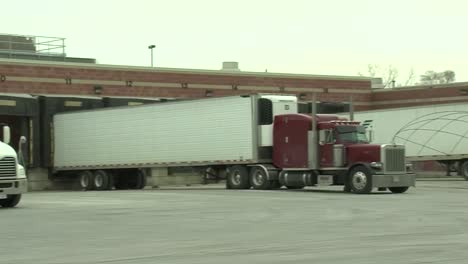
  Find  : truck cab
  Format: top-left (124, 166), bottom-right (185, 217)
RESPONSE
top-left (271, 113), bottom-right (415, 193)
top-left (0, 125), bottom-right (27, 208)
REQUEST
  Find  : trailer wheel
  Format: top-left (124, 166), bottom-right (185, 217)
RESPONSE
top-left (461, 160), bottom-right (468, 180)
top-left (0, 194), bottom-right (21, 208)
top-left (227, 165), bottom-right (250, 189)
top-left (93, 170), bottom-right (110, 191)
top-left (135, 170), bottom-right (147, 189)
top-left (106, 172), bottom-right (115, 190)
top-left (114, 177), bottom-right (129, 190)
top-left (389, 187), bottom-right (409, 193)
top-left (125, 170), bottom-right (146, 189)
top-left (349, 166), bottom-right (373, 194)
top-left (77, 171), bottom-right (93, 190)
top-left (249, 167), bottom-right (272, 190)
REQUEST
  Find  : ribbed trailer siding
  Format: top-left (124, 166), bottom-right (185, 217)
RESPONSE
top-left (53, 96), bottom-right (257, 170)
top-left (39, 95), bottom-right (103, 167)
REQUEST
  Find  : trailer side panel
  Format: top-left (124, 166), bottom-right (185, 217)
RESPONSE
top-left (54, 96), bottom-right (256, 169)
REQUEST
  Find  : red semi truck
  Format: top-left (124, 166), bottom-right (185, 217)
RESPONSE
top-left (52, 94), bottom-right (415, 194)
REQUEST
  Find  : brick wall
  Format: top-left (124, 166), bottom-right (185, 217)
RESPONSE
top-left (369, 83), bottom-right (468, 110)
top-left (0, 60), bottom-right (372, 105)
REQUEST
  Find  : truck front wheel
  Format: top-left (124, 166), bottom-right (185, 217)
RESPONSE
top-left (0, 194), bottom-right (21, 208)
top-left (227, 165), bottom-right (250, 189)
top-left (349, 166), bottom-right (373, 194)
top-left (249, 167), bottom-right (272, 190)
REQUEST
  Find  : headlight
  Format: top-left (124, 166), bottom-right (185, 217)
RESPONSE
top-left (406, 163), bottom-right (413, 172)
top-left (17, 165), bottom-right (26, 178)
top-left (370, 162), bottom-right (383, 169)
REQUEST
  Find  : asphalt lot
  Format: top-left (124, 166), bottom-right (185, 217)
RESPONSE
top-left (2, 180), bottom-right (468, 264)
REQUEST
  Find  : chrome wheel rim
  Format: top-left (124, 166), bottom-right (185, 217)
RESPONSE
top-left (252, 171), bottom-right (265, 186)
top-left (80, 175), bottom-right (89, 188)
top-left (231, 171), bottom-right (242, 185)
top-left (352, 171), bottom-right (367, 190)
top-left (94, 174), bottom-right (103, 188)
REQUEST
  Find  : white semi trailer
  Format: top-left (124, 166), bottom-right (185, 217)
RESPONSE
top-left (353, 102), bottom-right (468, 179)
top-left (0, 125), bottom-right (28, 207)
top-left (52, 94), bottom-right (297, 190)
top-left (52, 94), bottom-right (414, 193)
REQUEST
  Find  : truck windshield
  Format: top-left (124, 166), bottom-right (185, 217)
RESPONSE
top-left (336, 125), bottom-right (368, 143)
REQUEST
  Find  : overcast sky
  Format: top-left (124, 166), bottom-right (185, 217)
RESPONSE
top-left (2, 0), bottom-right (467, 83)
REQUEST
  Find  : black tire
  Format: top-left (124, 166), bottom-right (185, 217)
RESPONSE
top-left (461, 160), bottom-right (468, 180)
top-left (93, 170), bottom-right (110, 191)
top-left (114, 178), bottom-right (128, 190)
top-left (135, 171), bottom-right (147, 190)
top-left (126, 170), bottom-right (146, 189)
top-left (77, 171), bottom-right (93, 190)
top-left (389, 187), bottom-right (409, 193)
top-left (106, 172), bottom-right (115, 190)
top-left (0, 194), bottom-right (21, 208)
top-left (349, 166), bottom-right (373, 194)
top-left (249, 167), bottom-right (272, 190)
top-left (227, 165), bottom-right (250, 189)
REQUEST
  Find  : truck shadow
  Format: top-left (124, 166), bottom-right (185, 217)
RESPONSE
top-left (279, 189), bottom-right (394, 195)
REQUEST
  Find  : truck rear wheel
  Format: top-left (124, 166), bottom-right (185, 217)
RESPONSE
top-left (93, 170), bottom-right (110, 190)
top-left (77, 171), bottom-right (93, 190)
top-left (0, 194), bottom-right (21, 208)
top-left (249, 166), bottom-right (272, 190)
top-left (349, 166), bottom-right (373, 194)
top-left (389, 187), bottom-right (409, 193)
top-left (227, 165), bottom-right (250, 189)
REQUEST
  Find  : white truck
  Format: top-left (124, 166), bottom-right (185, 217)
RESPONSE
top-left (51, 94), bottom-right (414, 193)
top-left (353, 102), bottom-right (468, 179)
top-left (0, 125), bottom-right (28, 208)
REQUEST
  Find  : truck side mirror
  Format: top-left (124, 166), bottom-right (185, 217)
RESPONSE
top-left (2, 126), bottom-right (11, 145)
top-left (18, 136), bottom-right (27, 167)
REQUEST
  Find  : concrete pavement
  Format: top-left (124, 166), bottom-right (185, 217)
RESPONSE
top-left (1, 181), bottom-right (468, 264)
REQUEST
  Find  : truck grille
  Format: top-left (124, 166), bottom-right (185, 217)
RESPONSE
top-left (384, 147), bottom-right (405, 172)
top-left (0, 157), bottom-right (16, 178)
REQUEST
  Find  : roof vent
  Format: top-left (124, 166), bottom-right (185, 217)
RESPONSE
top-left (371, 78), bottom-right (385, 89)
top-left (221, 61), bottom-right (240, 71)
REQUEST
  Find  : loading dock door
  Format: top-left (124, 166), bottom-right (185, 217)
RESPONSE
top-left (0, 94), bottom-right (39, 167)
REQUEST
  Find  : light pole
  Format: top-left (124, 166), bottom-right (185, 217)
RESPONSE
top-left (148, 44), bottom-right (156, 67)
